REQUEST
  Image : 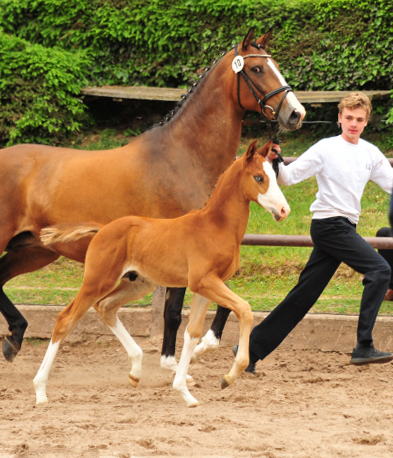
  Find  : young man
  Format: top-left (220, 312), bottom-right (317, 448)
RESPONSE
top-left (237, 92), bottom-right (393, 372)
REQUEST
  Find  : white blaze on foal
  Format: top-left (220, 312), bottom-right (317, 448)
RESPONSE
top-left (258, 161), bottom-right (290, 221)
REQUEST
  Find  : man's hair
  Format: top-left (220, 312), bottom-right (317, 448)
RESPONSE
top-left (338, 92), bottom-right (372, 119)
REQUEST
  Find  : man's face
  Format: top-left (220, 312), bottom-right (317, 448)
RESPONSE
top-left (338, 107), bottom-right (368, 144)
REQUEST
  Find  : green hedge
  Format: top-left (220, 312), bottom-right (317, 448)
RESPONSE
top-left (0, 0), bottom-right (392, 145)
top-left (0, 30), bottom-right (91, 144)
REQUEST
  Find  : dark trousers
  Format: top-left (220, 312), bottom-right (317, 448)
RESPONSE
top-left (249, 217), bottom-right (391, 363)
top-left (389, 191), bottom-right (393, 228)
top-left (376, 227), bottom-right (393, 289)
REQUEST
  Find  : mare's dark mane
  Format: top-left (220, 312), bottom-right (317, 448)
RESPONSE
top-left (152, 50), bottom-right (230, 129)
top-left (153, 40), bottom-right (267, 129)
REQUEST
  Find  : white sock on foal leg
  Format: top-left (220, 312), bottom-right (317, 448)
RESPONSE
top-left (173, 330), bottom-right (199, 407)
top-left (109, 316), bottom-right (143, 387)
top-left (33, 339), bottom-right (60, 405)
top-left (191, 329), bottom-right (220, 363)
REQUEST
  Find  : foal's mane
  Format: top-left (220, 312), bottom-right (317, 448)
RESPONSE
top-left (202, 155), bottom-right (243, 208)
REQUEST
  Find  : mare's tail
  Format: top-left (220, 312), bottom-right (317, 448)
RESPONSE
top-left (40, 222), bottom-right (104, 246)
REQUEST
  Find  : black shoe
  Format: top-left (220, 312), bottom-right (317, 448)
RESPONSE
top-left (232, 345), bottom-right (256, 375)
top-left (350, 342), bottom-right (393, 366)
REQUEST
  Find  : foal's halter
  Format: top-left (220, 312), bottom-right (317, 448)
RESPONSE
top-left (234, 44), bottom-right (293, 120)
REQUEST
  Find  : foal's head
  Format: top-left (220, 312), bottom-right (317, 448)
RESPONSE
top-left (242, 140), bottom-right (290, 221)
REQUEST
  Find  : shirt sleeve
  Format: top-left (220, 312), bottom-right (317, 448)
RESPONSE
top-left (277, 143), bottom-right (324, 186)
top-left (369, 150), bottom-right (393, 194)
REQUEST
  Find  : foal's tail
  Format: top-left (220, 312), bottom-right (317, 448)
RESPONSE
top-left (40, 222), bottom-right (104, 246)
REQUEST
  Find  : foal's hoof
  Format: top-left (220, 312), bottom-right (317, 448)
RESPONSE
top-left (36, 397), bottom-right (49, 406)
top-left (186, 374), bottom-right (195, 386)
top-left (220, 375), bottom-right (231, 390)
top-left (129, 374), bottom-right (140, 388)
top-left (3, 336), bottom-right (21, 363)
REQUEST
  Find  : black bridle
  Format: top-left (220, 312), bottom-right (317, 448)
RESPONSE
top-left (234, 44), bottom-right (293, 121)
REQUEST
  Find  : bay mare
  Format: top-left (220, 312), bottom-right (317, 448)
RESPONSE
top-left (35, 140), bottom-right (290, 407)
top-left (0, 28), bottom-right (305, 367)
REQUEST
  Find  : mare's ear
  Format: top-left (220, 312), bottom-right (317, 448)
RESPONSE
top-left (257, 139), bottom-right (273, 158)
top-left (256, 29), bottom-right (273, 49)
top-left (241, 27), bottom-right (255, 51)
top-left (245, 140), bottom-right (258, 162)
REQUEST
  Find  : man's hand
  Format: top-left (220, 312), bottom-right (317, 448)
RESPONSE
top-left (268, 143), bottom-right (281, 162)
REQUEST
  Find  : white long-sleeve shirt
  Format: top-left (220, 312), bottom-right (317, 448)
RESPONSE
top-left (277, 135), bottom-right (393, 224)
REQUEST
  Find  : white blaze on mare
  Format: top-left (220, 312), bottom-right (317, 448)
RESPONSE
top-left (267, 58), bottom-right (305, 119)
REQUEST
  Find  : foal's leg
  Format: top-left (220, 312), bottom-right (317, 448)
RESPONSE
top-left (191, 304), bottom-right (231, 363)
top-left (194, 275), bottom-right (254, 389)
top-left (94, 277), bottom-right (156, 388)
top-left (33, 291), bottom-right (97, 405)
top-left (34, 254), bottom-right (127, 404)
top-left (173, 293), bottom-right (211, 407)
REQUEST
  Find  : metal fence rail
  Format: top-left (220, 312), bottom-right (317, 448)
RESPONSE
top-left (242, 234), bottom-right (393, 249)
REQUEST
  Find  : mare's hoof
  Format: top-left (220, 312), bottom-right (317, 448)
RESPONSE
top-left (3, 336), bottom-right (21, 363)
top-left (129, 374), bottom-right (140, 388)
top-left (220, 375), bottom-right (230, 390)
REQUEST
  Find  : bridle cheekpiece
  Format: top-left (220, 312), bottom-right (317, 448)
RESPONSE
top-left (233, 44), bottom-right (293, 120)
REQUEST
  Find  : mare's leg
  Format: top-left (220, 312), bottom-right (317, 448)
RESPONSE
top-left (0, 245), bottom-right (59, 361)
top-left (161, 287), bottom-right (186, 372)
top-left (191, 305), bottom-right (231, 363)
top-left (192, 275), bottom-right (254, 389)
top-left (173, 293), bottom-right (211, 407)
top-left (94, 276), bottom-right (156, 387)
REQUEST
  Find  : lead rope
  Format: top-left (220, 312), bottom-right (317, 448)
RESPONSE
top-left (268, 122), bottom-right (284, 178)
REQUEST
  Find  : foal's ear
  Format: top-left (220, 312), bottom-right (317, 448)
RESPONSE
top-left (256, 29), bottom-right (273, 49)
top-left (245, 140), bottom-right (258, 162)
top-left (242, 27), bottom-right (255, 50)
top-left (257, 139), bottom-right (273, 158)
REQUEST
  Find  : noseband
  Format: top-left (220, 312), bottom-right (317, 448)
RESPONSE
top-left (233, 44), bottom-right (293, 120)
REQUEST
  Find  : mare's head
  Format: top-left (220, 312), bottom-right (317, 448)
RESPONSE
top-left (241, 140), bottom-right (290, 222)
top-left (228, 28), bottom-right (305, 131)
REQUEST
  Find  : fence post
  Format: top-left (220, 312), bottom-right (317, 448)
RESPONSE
top-left (150, 285), bottom-right (166, 337)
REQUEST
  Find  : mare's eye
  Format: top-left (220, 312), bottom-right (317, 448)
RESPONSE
top-left (254, 175), bottom-right (264, 183)
top-left (251, 66), bottom-right (263, 74)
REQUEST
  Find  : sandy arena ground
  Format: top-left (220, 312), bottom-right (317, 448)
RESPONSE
top-left (1, 336), bottom-right (393, 458)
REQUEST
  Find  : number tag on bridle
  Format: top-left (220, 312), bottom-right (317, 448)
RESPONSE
top-left (232, 56), bottom-right (244, 73)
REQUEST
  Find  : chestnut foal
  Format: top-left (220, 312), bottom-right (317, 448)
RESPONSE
top-left (34, 140), bottom-right (290, 407)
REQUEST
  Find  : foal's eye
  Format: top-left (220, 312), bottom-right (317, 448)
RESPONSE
top-left (251, 66), bottom-right (263, 74)
top-left (254, 175), bottom-right (264, 183)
